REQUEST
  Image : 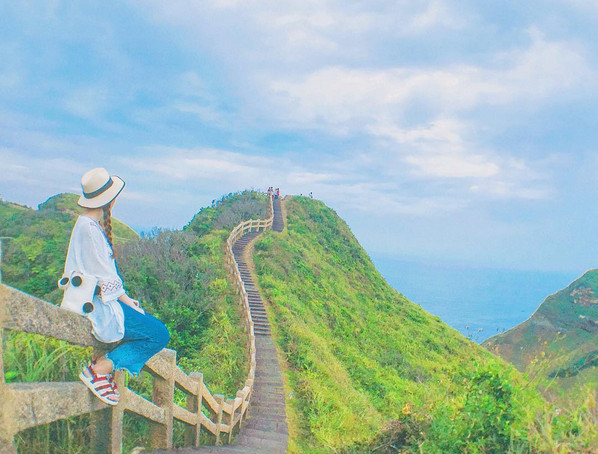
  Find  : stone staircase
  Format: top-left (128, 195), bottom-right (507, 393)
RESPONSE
top-left (272, 197), bottom-right (283, 233)
top-left (232, 232), bottom-right (270, 337)
top-left (159, 196), bottom-right (287, 453)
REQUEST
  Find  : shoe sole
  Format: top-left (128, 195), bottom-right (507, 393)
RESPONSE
top-left (79, 371), bottom-right (120, 406)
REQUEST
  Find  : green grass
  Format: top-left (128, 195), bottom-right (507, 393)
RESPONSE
top-left (253, 196), bottom-right (597, 453)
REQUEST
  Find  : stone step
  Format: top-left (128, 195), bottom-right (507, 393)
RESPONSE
top-left (255, 346), bottom-right (277, 352)
top-left (256, 348), bottom-right (277, 354)
top-left (253, 378), bottom-right (283, 386)
top-left (249, 401), bottom-right (286, 411)
top-left (251, 390), bottom-right (285, 398)
top-left (233, 434), bottom-right (287, 451)
top-left (253, 380), bottom-right (284, 388)
top-left (256, 362), bottom-right (280, 370)
top-left (244, 419), bottom-right (288, 434)
top-left (239, 428), bottom-right (288, 443)
top-left (256, 358), bottom-right (278, 365)
top-left (252, 387), bottom-right (284, 395)
top-left (250, 406), bottom-right (286, 415)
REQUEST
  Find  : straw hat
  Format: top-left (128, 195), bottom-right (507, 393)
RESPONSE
top-left (77, 167), bottom-right (125, 209)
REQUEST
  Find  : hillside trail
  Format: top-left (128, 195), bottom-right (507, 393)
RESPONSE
top-left (156, 196), bottom-right (288, 454)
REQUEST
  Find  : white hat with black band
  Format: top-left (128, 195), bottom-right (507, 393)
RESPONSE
top-left (77, 167), bottom-right (125, 209)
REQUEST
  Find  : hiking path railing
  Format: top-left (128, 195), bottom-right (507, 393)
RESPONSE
top-left (0, 194), bottom-right (274, 453)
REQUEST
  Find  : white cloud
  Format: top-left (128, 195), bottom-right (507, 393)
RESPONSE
top-left (128, 147), bottom-right (272, 182)
top-left (269, 31), bottom-right (593, 131)
top-left (405, 153), bottom-right (500, 178)
top-left (368, 119), bottom-right (466, 148)
top-left (554, 0), bottom-right (598, 15)
top-left (286, 171), bottom-right (344, 185)
top-left (137, 0), bottom-right (471, 74)
top-left (407, 0), bottom-right (467, 32)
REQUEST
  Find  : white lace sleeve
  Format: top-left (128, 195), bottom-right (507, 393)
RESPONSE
top-left (80, 222), bottom-right (126, 303)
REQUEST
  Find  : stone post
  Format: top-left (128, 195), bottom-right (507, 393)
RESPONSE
top-left (0, 287), bottom-right (17, 453)
top-left (227, 397), bottom-right (236, 443)
top-left (91, 370), bottom-right (125, 454)
top-left (236, 390), bottom-right (245, 427)
top-left (150, 349), bottom-right (175, 450)
top-left (213, 393), bottom-right (224, 445)
top-left (184, 372), bottom-right (204, 447)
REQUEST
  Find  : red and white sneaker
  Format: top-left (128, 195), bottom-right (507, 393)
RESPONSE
top-left (79, 362), bottom-right (120, 406)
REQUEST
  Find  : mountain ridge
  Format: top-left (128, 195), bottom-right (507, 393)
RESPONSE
top-left (483, 268), bottom-right (598, 399)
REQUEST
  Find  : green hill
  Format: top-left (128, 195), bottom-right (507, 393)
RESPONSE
top-left (483, 270), bottom-right (598, 400)
top-left (0, 193), bottom-right (138, 301)
top-left (252, 196), bottom-right (597, 453)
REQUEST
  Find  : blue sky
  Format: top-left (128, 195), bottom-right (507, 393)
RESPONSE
top-left (1, 1), bottom-right (598, 273)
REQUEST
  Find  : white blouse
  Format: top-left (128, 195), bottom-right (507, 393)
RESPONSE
top-left (64, 215), bottom-right (125, 343)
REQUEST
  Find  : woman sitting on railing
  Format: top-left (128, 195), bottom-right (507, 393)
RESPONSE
top-left (64, 167), bottom-right (170, 406)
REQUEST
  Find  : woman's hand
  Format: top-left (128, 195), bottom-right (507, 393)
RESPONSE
top-left (118, 293), bottom-right (140, 309)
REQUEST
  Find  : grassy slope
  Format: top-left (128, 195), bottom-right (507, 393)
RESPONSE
top-left (253, 197), bottom-right (550, 453)
top-left (484, 269), bottom-right (598, 399)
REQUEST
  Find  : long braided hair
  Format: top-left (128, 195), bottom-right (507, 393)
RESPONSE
top-left (100, 204), bottom-right (116, 258)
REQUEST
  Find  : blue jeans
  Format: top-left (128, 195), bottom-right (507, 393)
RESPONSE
top-left (106, 302), bottom-right (170, 376)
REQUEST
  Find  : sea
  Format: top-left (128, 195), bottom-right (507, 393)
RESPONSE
top-left (371, 256), bottom-right (581, 343)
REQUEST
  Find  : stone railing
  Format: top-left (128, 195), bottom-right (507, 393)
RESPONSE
top-left (0, 194), bottom-right (274, 453)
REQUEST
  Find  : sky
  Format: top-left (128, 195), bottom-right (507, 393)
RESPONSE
top-left (1, 1), bottom-right (598, 273)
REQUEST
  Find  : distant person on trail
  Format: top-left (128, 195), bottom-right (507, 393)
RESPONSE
top-left (275, 188), bottom-right (280, 199)
top-left (64, 167), bottom-right (170, 406)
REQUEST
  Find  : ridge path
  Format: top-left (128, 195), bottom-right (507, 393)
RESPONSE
top-left (156, 198), bottom-right (288, 454)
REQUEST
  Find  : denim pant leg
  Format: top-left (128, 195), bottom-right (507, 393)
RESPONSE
top-left (106, 302), bottom-right (170, 376)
